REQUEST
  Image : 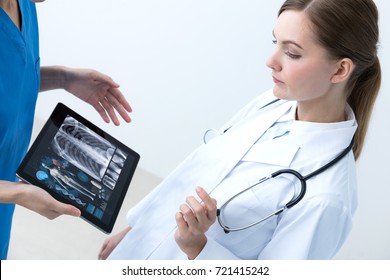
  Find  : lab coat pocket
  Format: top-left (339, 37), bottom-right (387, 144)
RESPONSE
top-left (250, 172), bottom-right (301, 213)
top-left (217, 175), bottom-right (297, 232)
top-left (211, 179), bottom-right (298, 259)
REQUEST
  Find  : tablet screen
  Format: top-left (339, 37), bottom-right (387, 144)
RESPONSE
top-left (17, 103), bottom-right (140, 233)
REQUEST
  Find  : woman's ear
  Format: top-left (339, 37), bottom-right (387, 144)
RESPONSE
top-left (331, 58), bottom-right (355, 83)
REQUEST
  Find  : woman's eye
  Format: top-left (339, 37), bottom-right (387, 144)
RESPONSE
top-left (285, 51), bottom-right (301, 59)
top-left (271, 38), bottom-right (301, 59)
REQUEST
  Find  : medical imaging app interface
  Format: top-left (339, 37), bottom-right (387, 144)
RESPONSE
top-left (23, 115), bottom-right (130, 225)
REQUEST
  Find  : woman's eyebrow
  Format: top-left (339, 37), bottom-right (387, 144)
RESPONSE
top-left (272, 30), bottom-right (304, 50)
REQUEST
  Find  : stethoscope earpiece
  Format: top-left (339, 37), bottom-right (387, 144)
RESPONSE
top-left (203, 128), bottom-right (222, 144)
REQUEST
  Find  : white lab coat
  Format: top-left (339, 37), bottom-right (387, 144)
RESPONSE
top-left (108, 89), bottom-right (357, 260)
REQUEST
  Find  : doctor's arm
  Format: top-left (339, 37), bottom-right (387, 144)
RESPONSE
top-left (39, 66), bottom-right (132, 126)
top-left (98, 184), bottom-right (162, 259)
top-left (98, 225), bottom-right (131, 260)
top-left (257, 196), bottom-right (352, 259)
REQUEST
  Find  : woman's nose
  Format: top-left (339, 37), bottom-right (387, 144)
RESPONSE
top-left (266, 51), bottom-right (281, 72)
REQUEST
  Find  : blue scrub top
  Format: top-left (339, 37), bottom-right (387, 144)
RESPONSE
top-left (0, 0), bottom-right (40, 259)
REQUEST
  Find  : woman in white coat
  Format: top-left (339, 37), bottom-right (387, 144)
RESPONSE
top-left (99, 0), bottom-right (381, 260)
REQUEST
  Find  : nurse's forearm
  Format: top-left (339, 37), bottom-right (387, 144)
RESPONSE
top-left (0, 180), bottom-right (23, 204)
top-left (39, 66), bottom-right (68, 92)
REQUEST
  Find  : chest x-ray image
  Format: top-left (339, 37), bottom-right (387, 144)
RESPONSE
top-left (51, 115), bottom-right (128, 191)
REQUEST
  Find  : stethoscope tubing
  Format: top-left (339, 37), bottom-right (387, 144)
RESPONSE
top-left (216, 137), bottom-right (354, 233)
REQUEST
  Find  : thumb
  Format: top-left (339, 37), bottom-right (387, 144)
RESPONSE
top-left (93, 72), bottom-right (120, 88)
top-left (59, 203), bottom-right (81, 217)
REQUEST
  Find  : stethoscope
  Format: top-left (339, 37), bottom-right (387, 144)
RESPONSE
top-left (203, 99), bottom-right (355, 233)
top-left (216, 137), bottom-right (354, 233)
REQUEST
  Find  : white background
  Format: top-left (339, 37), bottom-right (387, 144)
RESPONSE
top-left (33, 0), bottom-right (389, 259)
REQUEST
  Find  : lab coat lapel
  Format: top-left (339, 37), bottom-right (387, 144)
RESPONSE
top-left (196, 100), bottom-right (293, 191)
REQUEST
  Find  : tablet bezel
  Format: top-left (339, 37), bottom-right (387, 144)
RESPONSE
top-left (17, 103), bottom-right (140, 234)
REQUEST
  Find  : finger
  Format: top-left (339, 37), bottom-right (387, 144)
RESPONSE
top-left (195, 187), bottom-right (217, 220)
top-left (195, 186), bottom-right (212, 205)
top-left (106, 90), bottom-right (132, 123)
top-left (186, 196), bottom-right (206, 214)
top-left (93, 101), bottom-right (111, 124)
top-left (44, 204), bottom-right (80, 220)
top-left (185, 196), bottom-right (209, 226)
top-left (58, 203), bottom-right (81, 217)
top-left (179, 203), bottom-right (198, 228)
top-left (100, 97), bottom-right (120, 126)
top-left (175, 212), bottom-right (188, 231)
top-left (109, 87), bottom-right (132, 113)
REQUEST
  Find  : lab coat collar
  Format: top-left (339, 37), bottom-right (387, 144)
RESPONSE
top-left (241, 103), bottom-right (357, 167)
top-left (289, 103), bottom-right (357, 161)
top-left (240, 124), bottom-right (356, 169)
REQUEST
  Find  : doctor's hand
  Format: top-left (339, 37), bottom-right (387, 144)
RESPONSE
top-left (98, 226), bottom-right (131, 260)
top-left (174, 187), bottom-right (217, 260)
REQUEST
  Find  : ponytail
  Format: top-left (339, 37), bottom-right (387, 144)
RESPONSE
top-left (347, 56), bottom-right (381, 160)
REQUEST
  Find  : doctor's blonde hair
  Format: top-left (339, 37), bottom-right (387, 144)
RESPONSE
top-left (279, 0), bottom-right (381, 160)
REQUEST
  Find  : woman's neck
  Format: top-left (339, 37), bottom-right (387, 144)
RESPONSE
top-left (296, 104), bottom-right (346, 123)
top-left (296, 94), bottom-right (347, 123)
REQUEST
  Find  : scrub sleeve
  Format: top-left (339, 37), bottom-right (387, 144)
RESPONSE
top-left (0, 0), bottom-right (40, 259)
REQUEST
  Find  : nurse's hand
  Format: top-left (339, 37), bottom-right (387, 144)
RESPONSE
top-left (40, 66), bottom-right (132, 125)
top-left (0, 181), bottom-right (81, 219)
top-left (174, 187), bottom-right (217, 260)
top-left (98, 226), bottom-right (131, 260)
top-left (62, 67), bottom-right (132, 126)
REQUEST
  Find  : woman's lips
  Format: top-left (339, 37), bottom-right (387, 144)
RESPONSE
top-left (272, 76), bottom-right (283, 84)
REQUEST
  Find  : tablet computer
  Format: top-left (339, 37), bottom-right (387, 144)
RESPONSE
top-left (17, 103), bottom-right (140, 234)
